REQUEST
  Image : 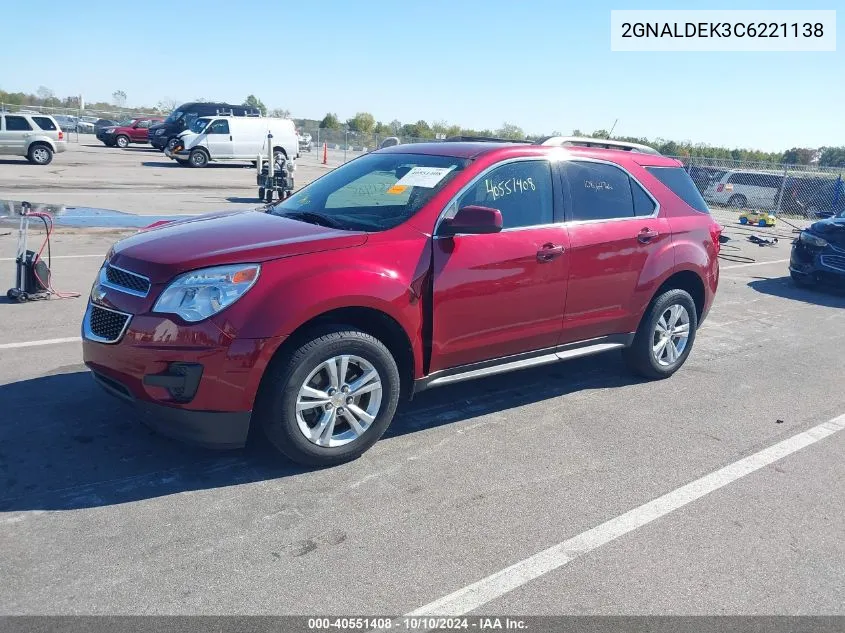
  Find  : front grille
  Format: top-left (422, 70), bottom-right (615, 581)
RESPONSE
top-left (105, 265), bottom-right (150, 296)
top-left (88, 305), bottom-right (131, 343)
top-left (820, 255), bottom-right (845, 273)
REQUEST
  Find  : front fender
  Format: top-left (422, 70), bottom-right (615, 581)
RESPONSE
top-left (212, 239), bottom-right (431, 376)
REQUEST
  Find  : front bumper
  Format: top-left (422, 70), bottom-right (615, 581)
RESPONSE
top-left (82, 300), bottom-right (285, 449)
top-left (90, 368), bottom-right (251, 449)
top-left (790, 242), bottom-right (845, 287)
top-left (97, 132), bottom-right (115, 144)
top-left (150, 134), bottom-right (167, 149)
top-left (164, 145), bottom-right (188, 160)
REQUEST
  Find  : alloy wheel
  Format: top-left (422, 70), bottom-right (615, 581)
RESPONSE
top-left (295, 355), bottom-right (383, 447)
top-left (652, 304), bottom-right (690, 367)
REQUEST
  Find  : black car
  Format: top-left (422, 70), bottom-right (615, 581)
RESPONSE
top-left (149, 102), bottom-right (259, 151)
top-left (790, 210), bottom-right (845, 289)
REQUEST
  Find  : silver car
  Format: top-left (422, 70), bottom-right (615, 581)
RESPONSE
top-left (0, 113), bottom-right (67, 165)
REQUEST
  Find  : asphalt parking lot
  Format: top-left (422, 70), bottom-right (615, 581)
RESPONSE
top-left (0, 137), bottom-right (337, 215)
top-left (1, 145), bottom-right (844, 617)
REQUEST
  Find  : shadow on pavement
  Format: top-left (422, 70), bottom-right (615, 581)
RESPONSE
top-left (0, 354), bottom-right (639, 512)
top-left (141, 161), bottom-right (247, 169)
top-left (226, 197), bottom-right (262, 204)
top-left (748, 276), bottom-right (845, 308)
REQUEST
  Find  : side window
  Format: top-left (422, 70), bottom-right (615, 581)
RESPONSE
top-left (136, 119), bottom-right (152, 129)
top-left (457, 160), bottom-right (553, 229)
top-left (631, 178), bottom-right (656, 216)
top-left (727, 172), bottom-right (744, 185)
top-left (32, 117), bottom-right (57, 131)
top-left (208, 119), bottom-right (230, 134)
top-left (563, 161), bottom-right (634, 221)
top-left (764, 175), bottom-right (782, 189)
top-left (5, 116), bottom-right (32, 131)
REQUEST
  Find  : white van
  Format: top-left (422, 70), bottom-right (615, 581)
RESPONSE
top-left (167, 116), bottom-right (298, 168)
top-left (703, 169), bottom-right (784, 209)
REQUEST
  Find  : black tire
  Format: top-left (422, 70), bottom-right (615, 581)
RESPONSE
top-left (6, 288), bottom-right (19, 300)
top-left (265, 188), bottom-right (274, 203)
top-left (623, 288), bottom-right (698, 380)
top-left (115, 135), bottom-right (130, 149)
top-left (166, 137), bottom-right (179, 153)
top-left (727, 194), bottom-right (747, 208)
top-left (188, 149), bottom-right (209, 168)
top-left (258, 187), bottom-right (266, 200)
top-left (27, 143), bottom-right (53, 165)
top-left (256, 326), bottom-right (401, 467)
top-left (790, 271), bottom-right (815, 288)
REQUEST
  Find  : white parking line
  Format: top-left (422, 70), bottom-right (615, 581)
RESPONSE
top-left (721, 258), bottom-right (789, 270)
top-left (407, 413), bottom-right (845, 617)
top-left (0, 337), bottom-right (81, 350)
top-left (0, 254), bottom-right (104, 262)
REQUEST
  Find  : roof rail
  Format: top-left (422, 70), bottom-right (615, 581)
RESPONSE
top-left (535, 136), bottom-right (662, 155)
top-left (443, 135), bottom-right (529, 144)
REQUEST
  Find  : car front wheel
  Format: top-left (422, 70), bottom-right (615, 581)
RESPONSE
top-left (115, 135), bottom-right (130, 149)
top-left (257, 327), bottom-right (401, 466)
top-left (624, 288), bottom-right (698, 379)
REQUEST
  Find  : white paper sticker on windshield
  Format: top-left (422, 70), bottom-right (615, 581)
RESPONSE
top-left (394, 166), bottom-right (455, 188)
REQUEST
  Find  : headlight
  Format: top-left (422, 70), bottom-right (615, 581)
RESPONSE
top-left (153, 264), bottom-right (261, 322)
top-left (155, 129), bottom-right (165, 135)
top-left (105, 128), bottom-right (116, 133)
top-left (799, 231), bottom-right (828, 248)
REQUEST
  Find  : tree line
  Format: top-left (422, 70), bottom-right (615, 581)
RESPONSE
top-left (2, 87), bottom-right (842, 167)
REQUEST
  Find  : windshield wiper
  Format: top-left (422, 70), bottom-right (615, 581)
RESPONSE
top-left (277, 210), bottom-right (346, 230)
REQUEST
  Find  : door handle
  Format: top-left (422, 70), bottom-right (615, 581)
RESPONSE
top-left (229, 135), bottom-right (233, 141)
top-left (537, 243), bottom-right (565, 262)
top-left (638, 228), bottom-right (659, 243)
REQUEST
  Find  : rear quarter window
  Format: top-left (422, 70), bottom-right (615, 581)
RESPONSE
top-left (32, 117), bottom-right (57, 131)
top-left (646, 167), bottom-right (709, 213)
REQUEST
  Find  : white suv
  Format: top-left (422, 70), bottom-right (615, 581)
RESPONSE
top-left (703, 169), bottom-right (784, 209)
top-left (0, 113), bottom-right (67, 165)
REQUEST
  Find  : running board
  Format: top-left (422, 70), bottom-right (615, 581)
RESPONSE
top-left (415, 335), bottom-right (632, 392)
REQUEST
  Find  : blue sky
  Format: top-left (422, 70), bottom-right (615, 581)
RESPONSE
top-left (2, 0), bottom-right (841, 151)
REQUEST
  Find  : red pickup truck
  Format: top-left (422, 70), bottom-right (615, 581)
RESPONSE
top-left (82, 137), bottom-right (721, 466)
top-left (97, 117), bottom-right (163, 148)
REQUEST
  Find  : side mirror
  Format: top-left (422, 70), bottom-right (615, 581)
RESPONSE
top-left (438, 205), bottom-right (503, 236)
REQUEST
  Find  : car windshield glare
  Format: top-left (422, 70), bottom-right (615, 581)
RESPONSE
top-left (269, 152), bottom-right (470, 231)
top-left (165, 110), bottom-right (183, 124)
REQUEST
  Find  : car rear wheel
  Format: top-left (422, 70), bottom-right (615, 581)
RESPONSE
top-left (27, 144), bottom-right (53, 165)
top-left (166, 137), bottom-right (179, 153)
top-left (727, 194), bottom-right (747, 208)
top-left (256, 326), bottom-right (401, 466)
top-left (188, 149), bottom-right (209, 168)
top-left (623, 288), bottom-right (698, 380)
top-left (115, 135), bottom-right (130, 149)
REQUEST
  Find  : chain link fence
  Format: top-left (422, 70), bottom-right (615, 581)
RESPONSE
top-left (0, 102), bottom-right (165, 141)
top-left (673, 155), bottom-right (844, 223)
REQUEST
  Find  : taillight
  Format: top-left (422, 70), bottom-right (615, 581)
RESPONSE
top-left (716, 184), bottom-right (724, 192)
top-left (58, 131), bottom-right (64, 141)
top-left (710, 222), bottom-right (723, 255)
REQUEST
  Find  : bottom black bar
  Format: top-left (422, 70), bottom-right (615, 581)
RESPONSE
top-left (0, 616), bottom-right (843, 633)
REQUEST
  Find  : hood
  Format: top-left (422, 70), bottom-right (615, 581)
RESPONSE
top-left (110, 209), bottom-right (368, 283)
top-left (809, 216), bottom-right (845, 248)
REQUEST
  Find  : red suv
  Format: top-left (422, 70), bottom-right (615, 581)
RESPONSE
top-left (97, 117), bottom-right (163, 148)
top-left (82, 137), bottom-right (721, 466)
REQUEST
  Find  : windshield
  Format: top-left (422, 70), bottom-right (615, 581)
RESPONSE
top-left (164, 110), bottom-right (184, 124)
top-left (117, 119), bottom-right (135, 127)
top-left (270, 153), bottom-right (470, 231)
top-left (190, 117), bottom-right (211, 134)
